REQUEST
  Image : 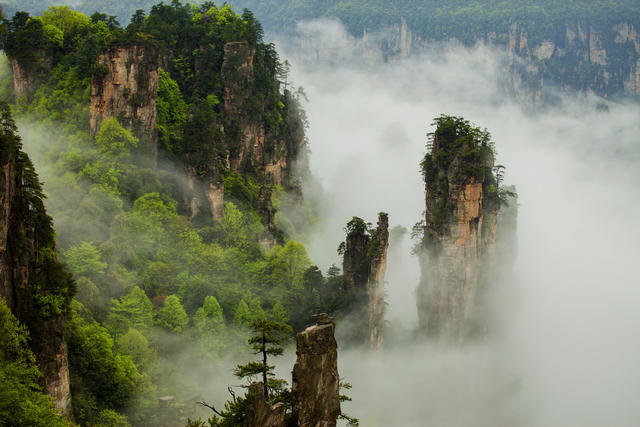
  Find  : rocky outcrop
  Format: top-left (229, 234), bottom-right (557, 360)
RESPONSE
top-left (292, 314), bottom-right (341, 427)
top-left (416, 116), bottom-right (515, 338)
top-left (90, 46), bottom-right (160, 158)
top-left (245, 382), bottom-right (286, 427)
top-left (0, 104), bottom-right (73, 415)
top-left (8, 54), bottom-right (53, 102)
top-left (181, 41), bottom-right (305, 226)
top-left (341, 213), bottom-right (389, 348)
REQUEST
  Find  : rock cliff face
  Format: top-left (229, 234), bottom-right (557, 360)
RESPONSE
top-left (8, 55), bottom-right (52, 102)
top-left (90, 46), bottom-right (160, 158)
top-left (291, 314), bottom-right (341, 427)
top-left (181, 40), bottom-right (306, 228)
top-left (292, 18), bottom-right (640, 100)
top-left (0, 105), bottom-right (74, 415)
top-left (416, 116), bottom-right (515, 338)
top-left (8, 38), bottom-right (305, 231)
top-left (417, 179), bottom-right (495, 337)
top-left (341, 213), bottom-right (389, 348)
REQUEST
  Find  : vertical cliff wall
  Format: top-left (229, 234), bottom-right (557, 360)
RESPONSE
top-left (395, 19), bottom-right (640, 99)
top-left (341, 213), bottom-right (389, 348)
top-left (90, 46), bottom-right (160, 158)
top-left (0, 103), bottom-right (74, 415)
top-left (416, 116), bottom-right (515, 338)
top-left (181, 39), bottom-right (306, 229)
top-left (291, 314), bottom-right (341, 427)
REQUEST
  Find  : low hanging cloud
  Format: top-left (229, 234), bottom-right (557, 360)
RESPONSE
top-left (274, 19), bottom-right (640, 426)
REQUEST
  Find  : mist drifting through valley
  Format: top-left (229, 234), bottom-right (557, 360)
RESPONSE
top-left (275, 19), bottom-right (640, 427)
top-left (4, 11), bottom-right (639, 426)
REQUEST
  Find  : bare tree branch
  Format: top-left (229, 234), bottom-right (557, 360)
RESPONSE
top-left (197, 401), bottom-right (223, 417)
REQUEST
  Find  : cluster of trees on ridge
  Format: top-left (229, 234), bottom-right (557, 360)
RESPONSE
top-left (4, 0), bottom-right (638, 43)
top-left (4, 0), bottom-right (640, 98)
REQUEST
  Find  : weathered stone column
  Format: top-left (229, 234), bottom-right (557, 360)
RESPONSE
top-left (291, 314), bottom-right (340, 427)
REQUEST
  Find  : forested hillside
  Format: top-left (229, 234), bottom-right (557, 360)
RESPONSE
top-left (0, 3), bottom-right (356, 425)
top-left (7, 0), bottom-right (637, 99)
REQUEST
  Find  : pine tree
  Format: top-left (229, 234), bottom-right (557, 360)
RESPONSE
top-left (233, 318), bottom-right (292, 399)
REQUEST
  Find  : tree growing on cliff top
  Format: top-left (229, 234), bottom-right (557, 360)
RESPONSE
top-left (194, 317), bottom-right (293, 426)
top-left (234, 318), bottom-right (292, 399)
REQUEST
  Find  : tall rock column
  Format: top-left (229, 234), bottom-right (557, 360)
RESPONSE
top-left (367, 213), bottom-right (389, 349)
top-left (341, 213), bottom-right (389, 348)
top-left (291, 314), bottom-right (341, 427)
top-left (416, 115), bottom-right (515, 338)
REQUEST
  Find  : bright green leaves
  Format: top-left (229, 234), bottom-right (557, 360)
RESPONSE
top-left (156, 68), bottom-right (188, 157)
top-left (62, 241), bottom-right (107, 279)
top-left (194, 295), bottom-right (226, 356)
top-left (41, 6), bottom-right (90, 35)
top-left (68, 306), bottom-right (141, 415)
top-left (154, 295), bottom-right (188, 333)
top-left (0, 299), bottom-right (70, 427)
top-left (107, 286), bottom-right (153, 336)
top-left (221, 201), bottom-right (264, 249)
top-left (270, 240), bottom-right (312, 290)
top-left (95, 117), bottom-right (138, 158)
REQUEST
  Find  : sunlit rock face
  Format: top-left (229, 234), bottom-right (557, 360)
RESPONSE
top-left (292, 314), bottom-right (341, 427)
top-left (416, 117), bottom-right (516, 339)
top-left (90, 46), bottom-right (160, 158)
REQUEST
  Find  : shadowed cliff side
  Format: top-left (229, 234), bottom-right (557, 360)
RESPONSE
top-left (340, 213), bottom-right (389, 349)
top-left (0, 102), bottom-right (74, 415)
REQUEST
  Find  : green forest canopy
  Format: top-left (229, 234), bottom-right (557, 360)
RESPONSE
top-left (3, 0), bottom-right (639, 40)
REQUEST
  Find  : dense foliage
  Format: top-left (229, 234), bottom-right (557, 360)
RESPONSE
top-left (4, 0), bottom-right (640, 98)
top-left (415, 115), bottom-right (513, 249)
top-left (0, 299), bottom-right (70, 427)
top-left (5, 0), bottom-right (639, 40)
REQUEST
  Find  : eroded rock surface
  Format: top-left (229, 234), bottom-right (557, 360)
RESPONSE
top-left (245, 382), bottom-right (286, 427)
top-left (292, 314), bottom-right (341, 427)
top-left (90, 46), bottom-right (160, 158)
top-left (416, 117), bottom-right (517, 338)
